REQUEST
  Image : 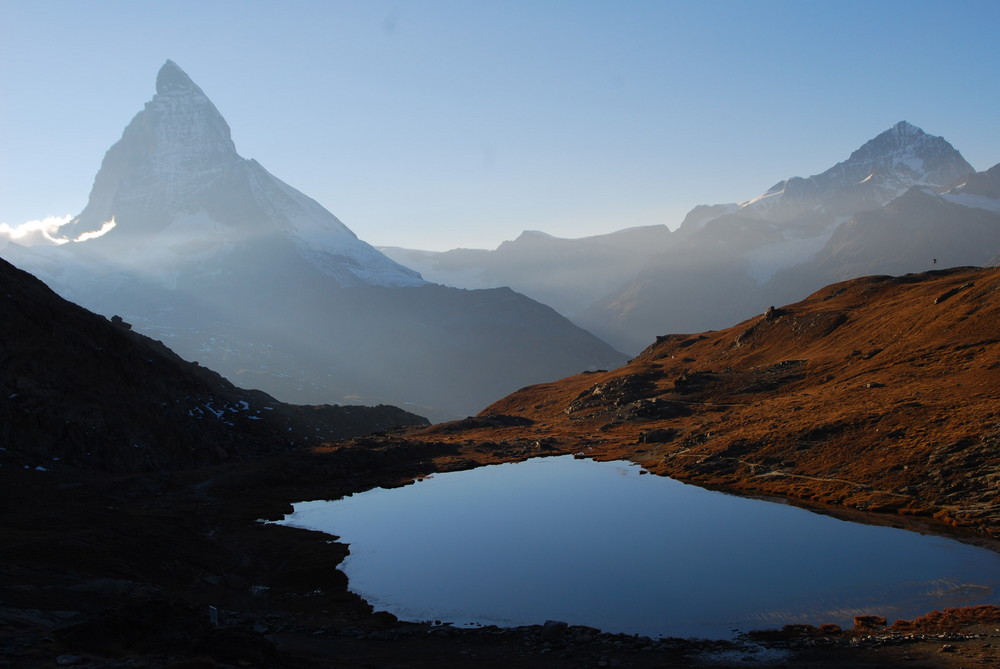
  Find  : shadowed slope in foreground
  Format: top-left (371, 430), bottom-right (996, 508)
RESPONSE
top-left (0, 256), bottom-right (427, 472)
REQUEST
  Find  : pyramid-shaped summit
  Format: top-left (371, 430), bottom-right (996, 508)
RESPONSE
top-left (156, 59), bottom-right (203, 94)
top-left (17, 59), bottom-right (627, 419)
top-left (843, 121), bottom-right (972, 183)
top-left (56, 60), bottom-right (424, 288)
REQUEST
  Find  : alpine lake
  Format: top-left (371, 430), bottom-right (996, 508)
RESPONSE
top-left (277, 455), bottom-right (1000, 639)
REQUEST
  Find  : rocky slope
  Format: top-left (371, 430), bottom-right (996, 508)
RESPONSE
top-left (0, 256), bottom-right (426, 472)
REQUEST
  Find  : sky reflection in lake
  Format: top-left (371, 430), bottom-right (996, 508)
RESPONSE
top-left (279, 455), bottom-right (1000, 638)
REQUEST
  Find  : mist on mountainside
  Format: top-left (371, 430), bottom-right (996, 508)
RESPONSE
top-left (4, 58), bottom-right (999, 417)
top-left (382, 122), bottom-right (999, 354)
top-left (0, 61), bottom-right (626, 422)
top-left (380, 225), bottom-right (673, 319)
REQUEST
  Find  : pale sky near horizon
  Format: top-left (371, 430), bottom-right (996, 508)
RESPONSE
top-left (2, 0), bottom-right (999, 251)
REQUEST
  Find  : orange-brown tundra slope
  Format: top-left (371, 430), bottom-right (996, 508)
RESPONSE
top-left (395, 266), bottom-right (1000, 538)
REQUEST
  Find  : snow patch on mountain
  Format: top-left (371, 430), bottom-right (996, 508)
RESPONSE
top-left (736, 121), bottom-right (972, 222)
top-left (243, 160), bottom-right (424, 287)
top-left (739, 187), bottom-right (784, 217)
top-left (744, 225), bottom-right (839, 283)
top-left (937, 191), bottom-right (1000, 215)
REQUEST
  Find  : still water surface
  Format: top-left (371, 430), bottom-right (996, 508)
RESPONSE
top-left (278, 456), bottom-right (1000, 638)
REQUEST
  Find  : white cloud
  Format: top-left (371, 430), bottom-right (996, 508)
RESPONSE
top-left (0, 215), bottom-right (73, 248)
top-left (74, 218), bottom-right (116, 241)
top-left (0, 215), bottom-right (117, 248)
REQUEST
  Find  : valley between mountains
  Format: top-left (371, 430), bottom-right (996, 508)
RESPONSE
top-left (3, 60), bottom-right (1000, 668)
top-left (3, 258), bottom-right (999, 668)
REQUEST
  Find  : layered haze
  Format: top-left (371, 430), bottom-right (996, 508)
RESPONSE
top-left (385, 122), bottom-right (1000, 352)
top-left (4, 6), bottom-right (1000, 664)
top-left (2, 61), bottom-right (626, 422)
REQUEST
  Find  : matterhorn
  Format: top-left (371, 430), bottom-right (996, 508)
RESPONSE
top-left (4, 61), bottom-right (625, 419)
top-left (55, 60), bottom-right (424, 289)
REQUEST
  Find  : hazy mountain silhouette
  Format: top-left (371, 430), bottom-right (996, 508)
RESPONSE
top-left (382, 122), bottom-right (993, 353)
top-left (576, 128), bottom-right (992, 352)
top-left (3, 61), bottom-right (625, 420)
top-left (681, 120), bottom-right (975, 229)
top-left (380, 225), bottom-right (672, 318)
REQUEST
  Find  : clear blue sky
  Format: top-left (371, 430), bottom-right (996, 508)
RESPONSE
top-left (2, 0), bottom-right (998, 251)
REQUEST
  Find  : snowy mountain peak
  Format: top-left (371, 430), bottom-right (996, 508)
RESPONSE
top-left (888, 120), bottom-right (921, 137)
top-left (734, 122), bottom-right (973, 223)
top-left (52, 60), bottom-right (425, 288)
top-left (845, 121), bottom-right (956, 171)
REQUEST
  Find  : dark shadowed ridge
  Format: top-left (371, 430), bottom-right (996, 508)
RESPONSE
top-left (0, 257), bottom-right (427, 472)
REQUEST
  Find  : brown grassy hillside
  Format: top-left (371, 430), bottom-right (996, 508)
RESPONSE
top-left (404, 266), bottom-right (1000, 537)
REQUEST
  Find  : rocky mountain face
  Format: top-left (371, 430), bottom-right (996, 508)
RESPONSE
top-left (55, 60), bottom-right (423, 289)
top-left (692, 120), bottom-right (975, 228)
top-left (3, 61), bottom-right (626, 420)
top-left (0, 257), bottom-right (427, 473)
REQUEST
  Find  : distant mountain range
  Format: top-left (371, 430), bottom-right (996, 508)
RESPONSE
top-left (382, 122), bottom-right (999, 353)
top-left (1, 61), bottom-right (626, 420)
top-left (381, 224), bottom-right (673, 319)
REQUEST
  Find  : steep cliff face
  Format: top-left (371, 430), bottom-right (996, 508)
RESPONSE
top-left (55, 60), bottom-right (424, 289)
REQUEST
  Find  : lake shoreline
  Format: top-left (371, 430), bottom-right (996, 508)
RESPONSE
top-left (278, 455), bottom-right (1000, 639)
top-left (4, 438), bottom-right (999, 668)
